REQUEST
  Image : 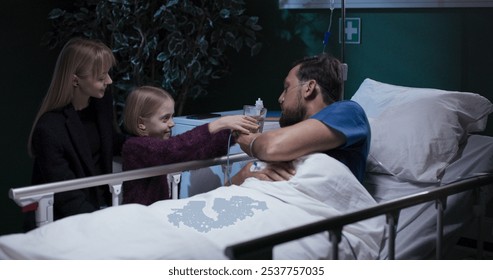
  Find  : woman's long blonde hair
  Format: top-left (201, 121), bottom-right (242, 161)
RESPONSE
top-left (123, 86), bottom-right (174, 136)
top-left (28, 37), bottom-right (116, 157)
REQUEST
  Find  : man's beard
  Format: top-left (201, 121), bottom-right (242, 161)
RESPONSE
top-left (279, 103), bottom-right (306, 128)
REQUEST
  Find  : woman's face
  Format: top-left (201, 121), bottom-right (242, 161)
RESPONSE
top-left (76, 68), bottom-right (113, 99)
top-left (141, 101), bottom-right (175, 139)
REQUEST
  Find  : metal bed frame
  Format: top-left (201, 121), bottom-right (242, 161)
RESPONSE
top-left (9, 153), bottom-right (493, 260)
top-left (9, 153), bottom-right (252, 228)
top-left (225, 174), bottom-right (493, 260)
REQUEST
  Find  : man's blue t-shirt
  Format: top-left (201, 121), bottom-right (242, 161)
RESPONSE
top-left (310, 100), bottom-right (370, 182)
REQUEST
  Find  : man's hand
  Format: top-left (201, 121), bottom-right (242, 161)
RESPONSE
top-left (230, 161), bottom-right (295, 185)
top-left (234, 132), bottom-right (260, 157)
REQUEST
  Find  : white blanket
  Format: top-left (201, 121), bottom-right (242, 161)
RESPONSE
top-left (0, 153), bottom-right (384, 260)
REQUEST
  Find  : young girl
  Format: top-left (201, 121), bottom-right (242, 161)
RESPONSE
top-left (27, 38), bottom-right (126, 228)
top-left (121, 86), bottom-right (258, 205)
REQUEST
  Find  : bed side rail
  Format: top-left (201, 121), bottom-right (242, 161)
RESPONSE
top-left (225, 173), bottom-right (493, 260)
top-left (9, 153), bottom-right (252, 227)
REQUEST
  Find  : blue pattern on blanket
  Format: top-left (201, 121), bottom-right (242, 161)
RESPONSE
top-left (167, 196), bottom-right (267, 232)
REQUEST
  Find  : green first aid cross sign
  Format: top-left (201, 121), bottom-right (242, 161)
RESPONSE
top-left (339, 18), bottom-right (361, 44)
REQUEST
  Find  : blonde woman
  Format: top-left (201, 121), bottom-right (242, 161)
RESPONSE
top-left (122, 86), bottom-right (258, 205)
top-left (27, 38), bottom-right (126, 230)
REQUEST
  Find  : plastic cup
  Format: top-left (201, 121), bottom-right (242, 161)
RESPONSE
top-left (243, 105), bottom-right (267, 132)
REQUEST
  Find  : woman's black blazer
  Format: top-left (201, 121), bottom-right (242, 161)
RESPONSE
top-left (30, 93), bottom-right (125, 222)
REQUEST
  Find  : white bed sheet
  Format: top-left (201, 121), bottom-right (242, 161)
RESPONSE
top-left (0, 153), bottom-right (384, 260)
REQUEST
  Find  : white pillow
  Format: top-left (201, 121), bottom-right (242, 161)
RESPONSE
top-left (351, 78), bottom-right (493, 183)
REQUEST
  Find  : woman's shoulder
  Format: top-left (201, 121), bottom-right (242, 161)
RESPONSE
top-left (35, 105), bottom-right (75, 131)
top-left (36, 110), bottom-right (62, 125)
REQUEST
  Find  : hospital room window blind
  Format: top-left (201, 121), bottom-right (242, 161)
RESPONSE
top-left (279, 0), bottom-right (493, 9)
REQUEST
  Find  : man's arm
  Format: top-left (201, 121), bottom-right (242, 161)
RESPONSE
top-left (231, 118), bottom-right (345, 185)
top-left (236, 118), bottom-right (345, 162)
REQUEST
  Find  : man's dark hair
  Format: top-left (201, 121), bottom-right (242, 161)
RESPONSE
top-left (293, 53), bottom-right (343, 104)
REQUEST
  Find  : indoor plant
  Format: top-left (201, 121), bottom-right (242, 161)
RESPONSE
top-left (42, 0), bottom-right (262, 117)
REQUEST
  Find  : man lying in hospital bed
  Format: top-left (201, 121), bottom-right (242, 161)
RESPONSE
top-left (0, 153), bottom-right (385, 260)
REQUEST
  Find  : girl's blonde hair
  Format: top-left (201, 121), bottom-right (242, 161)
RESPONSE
top-left (28, 37), bottom-right (116, 157)
top-left (123, 86), bottom-right (174, 136)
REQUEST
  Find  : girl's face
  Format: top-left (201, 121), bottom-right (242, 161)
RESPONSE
top-left (141, 101), bottom-right (175, 139)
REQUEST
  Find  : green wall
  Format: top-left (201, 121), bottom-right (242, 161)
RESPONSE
top-left (1, 1), bottom-right (492, 235)
top-left (195, 3), bottom-right (493, 135)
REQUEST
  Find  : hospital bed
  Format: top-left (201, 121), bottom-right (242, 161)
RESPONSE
top-left (228, 78), bottom-right (493, 260)
top-left (0, 79), bottom-right (492, 260)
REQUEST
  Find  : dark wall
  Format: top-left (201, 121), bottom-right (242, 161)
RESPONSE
top-left (0, 0), bottom-right (64, 234)
top-left (1, 1), bottom-right (492, 235)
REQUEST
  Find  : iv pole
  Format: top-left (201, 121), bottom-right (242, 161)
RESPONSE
top-left (340, 0), bottom-right (348, 100)
top-left (341, 0), bottom-right (346, 63)
top-left (323, 0), bottom-right (348, 100)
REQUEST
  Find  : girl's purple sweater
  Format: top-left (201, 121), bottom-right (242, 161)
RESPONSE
top-left (122, 124), bottom-right (232, 205)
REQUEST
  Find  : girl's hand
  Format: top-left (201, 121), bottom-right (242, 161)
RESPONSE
top-left (208, 115), bottom-right (259, 134)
